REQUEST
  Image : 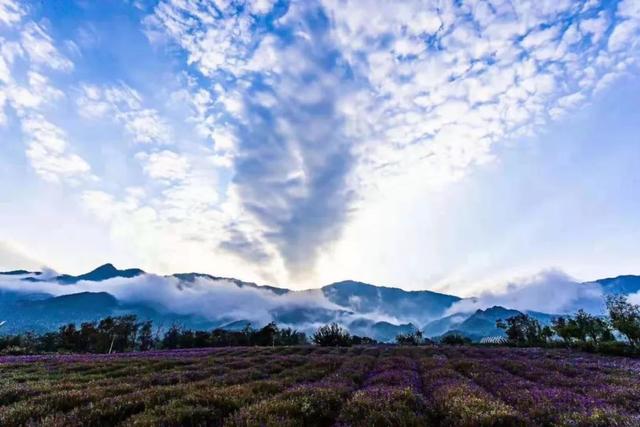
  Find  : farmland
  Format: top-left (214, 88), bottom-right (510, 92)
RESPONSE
top-left (0, 346), bottom-right (639, 426)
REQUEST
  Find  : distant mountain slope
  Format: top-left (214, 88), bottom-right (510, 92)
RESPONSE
top-left (423, 312), bottom-right (471, 337)
top-left (434, 306), bottom-right (558, 341)
top-left (55, 263), bottom-right (145, 284)
top-left (1, 264), bottom-right (639, 341)
top-left (347, 318), bottom-right (417, 342)
top-left (24, 291), bottom-right (119, 313)
top-left (455, 306), bottom-right (522, 338)
top-left (0, 290), bottom-right (219, 335)
top-left (0, 270), bottom-right (41, 276)
top-left (173, 273), bottom-right (289, 295)
top-left (321, 280), bottom-right (461, 325)
top-left (590, 275), bottom-right (640, 296)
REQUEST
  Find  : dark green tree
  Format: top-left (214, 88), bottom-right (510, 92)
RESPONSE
top-left (312, 323), bottom-right (351, 347)
top-left (497, 314), bottom-right (547, 346)
top-left (440, 334), bottom-right (472, 345)
top-left (395, 330), bottom-right (424, 346)
top-left (137, 321), bottom-right (155, 351)
top-left (162, 324), bottom-right (182, 349)
top-left (607, 296), bottom-right (640, 347)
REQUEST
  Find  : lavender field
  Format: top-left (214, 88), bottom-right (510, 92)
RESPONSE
top-left (0, 346), bottom-right (639, 426)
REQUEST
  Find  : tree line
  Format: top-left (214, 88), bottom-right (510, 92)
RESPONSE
top-left (0, 318), bottom-right (311, 355)
top-left (494, 295), bottom-right (640, 355)
top-left (3, 295), bottom-right (640, 355)
top-left (0, 318), bottom-right (384, 355)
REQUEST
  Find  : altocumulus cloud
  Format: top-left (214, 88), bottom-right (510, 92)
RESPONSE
top-left (2, 0), bottom-right (640, 286)
top-left (0, 1), bottom-right (92, 184)
top-left (143, 0), bottom-right (640, 280)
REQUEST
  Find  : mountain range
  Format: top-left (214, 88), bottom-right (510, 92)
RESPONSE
top-left (1, 264), bottom-right (639, 342)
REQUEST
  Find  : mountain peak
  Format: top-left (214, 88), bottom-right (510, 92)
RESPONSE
top-left (91, 263), bottom-right (118, 274)
top-left (55, 263), bottom-right (145, 284)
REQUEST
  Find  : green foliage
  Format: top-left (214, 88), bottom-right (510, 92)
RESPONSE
top-left (440, 334), bottom-right (472, 345)
top-left (552, 310), bottom-right (614, 345)
top-left (350, 335), bottom-right (379, 345)
top-left (1, 315), bottom-right (144, 355)
top-left (161, 324), bottom-right (182, 349)
top-left (0, 318), bottom-right (310, 355)
top-left (496, 314), bottom-right (548, 346)
top-left (312, 323), bottom-right (352, 347)
top-left (339, 387), bottom-right (428, 427)
top-left (589, 340), bottom-right (636, 357)
top-left (395, 330), bottom-right (425, 346)
top-left (138, 320), bottom-right (154, 351)
top-left (606, 295), bottom-right (640, 347)
top-left (230, 386), bottom-right (347, 427)
top-left (276, 326), bottom-right (309, 346)
top-left (0, 345), bottom-right (639, 425)
top-left (431, 382), bottom-right (525, 426)
top-left (150, 321), bottom-right (308, 350)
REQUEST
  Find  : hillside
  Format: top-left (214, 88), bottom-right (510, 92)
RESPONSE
top-left (1, 266), bottom-right (639, 341)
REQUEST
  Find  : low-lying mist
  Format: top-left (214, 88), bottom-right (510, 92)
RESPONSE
top-left (446, 270), bottom-right (607, 316)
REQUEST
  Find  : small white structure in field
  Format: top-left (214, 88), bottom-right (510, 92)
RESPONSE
top-left (480, 336), bottom-right (508, 345)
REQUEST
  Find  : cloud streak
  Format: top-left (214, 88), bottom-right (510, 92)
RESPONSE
top-left (76, 83), bottom-right (172, 145)
top-left (0, 3), bottom-right (92, 184)
top-left (147, 1), bottom-right (358, 277)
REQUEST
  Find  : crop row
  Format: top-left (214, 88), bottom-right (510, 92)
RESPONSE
top-left (1, 346), bottom-right (640, 426)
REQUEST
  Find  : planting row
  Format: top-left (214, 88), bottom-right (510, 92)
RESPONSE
top-left (1, 346), bottom-right (640, 426)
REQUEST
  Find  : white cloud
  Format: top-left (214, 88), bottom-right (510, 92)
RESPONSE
top-left (20, 23), bottom-right (73, 72)
top-left (0, 4), bottom-right (92, 187)
top-left (618, 0), bottom-right (640, 19)
top-left (0, 0), bottom-right (23, 26)
top-left (76, 83), bottom-right (171, 144)
top-left (608, 0), bottom-right (640, 51)
top-left (77, 83), bottom-right (142, 119)
top-left (0, 240), bottom-right (43, 271)
top-left (446, 270), bottom-right (606, 315)
top-left (82, 190), bottom-right (119, 222)
top-left (0, 272), bottom-right (341, 328)
top-left (136, 150), bottom-right (189, 181)
top-left (247, 0), bottom-right (276, 15)
top-left (0, 90), bottom-right (6, 125)
top-left (580, 13), bottom-right (609, 43)
top-left (608, 19), bottom-right (638, 51)
top-left (21, 115), bottom-right (92, 183)
top-left (80, 181), bottom-right (279, 284)
top-left (141, 0), bottom-right (640, 284)
top-left (120, 109), bottom-right (171, 144)
top-left (7, 71), bottom-right (64, 113)
top-left (145, 0), bottom-right (256, 77)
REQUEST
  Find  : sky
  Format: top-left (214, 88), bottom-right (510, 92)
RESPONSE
top-left (0, 0), bottom-right (639, 295)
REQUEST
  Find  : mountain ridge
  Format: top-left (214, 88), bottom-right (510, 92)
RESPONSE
top-left (1, 264), bottom-right (639, 342)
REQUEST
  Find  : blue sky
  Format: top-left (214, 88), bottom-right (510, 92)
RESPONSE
top-left (0, 0), bottom-right (639, 293)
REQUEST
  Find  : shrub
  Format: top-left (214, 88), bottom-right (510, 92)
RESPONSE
top-left (339, 386), bottom-right (427, 427)
top-left (607, 296), bottom-right (640, 347)
top-left (496, 314), bottom-right (548, 346)
top-left (441, 334), bottom-right (472, 345)
top-left (312, 323), bottom-right (352, 347)
top-left (229, 386), bottom-right (346, 427)
top-left (396, 330), bottom-right (424, 346)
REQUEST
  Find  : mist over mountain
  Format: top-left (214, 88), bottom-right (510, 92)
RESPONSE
top-left (1, 264), bottom-right (639, 342)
